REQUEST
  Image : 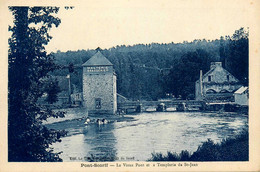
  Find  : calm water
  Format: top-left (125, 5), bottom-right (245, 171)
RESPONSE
top-left (48, 112), bottom-right (248, 161)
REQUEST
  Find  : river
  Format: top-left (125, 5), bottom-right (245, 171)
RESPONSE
top-left (46, 111), bottom-right (248, 161)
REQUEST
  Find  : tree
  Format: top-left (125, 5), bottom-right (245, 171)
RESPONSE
top-left (8, 7), bottom-right (66, 162)
top-left (225, 28), bottom-right (249, 86)
top-left (44, 78), bottom-right (61, 104)
top-left (219, 36), bottom-right (229, 67)
top-left (166, 49), bottom-right (210, 99)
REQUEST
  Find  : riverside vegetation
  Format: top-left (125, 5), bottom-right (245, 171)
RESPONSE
top-left (149, 128), bottom-right (248, 161)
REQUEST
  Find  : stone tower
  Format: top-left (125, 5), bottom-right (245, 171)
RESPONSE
top-left (82, 51), bottom-right (117, 114)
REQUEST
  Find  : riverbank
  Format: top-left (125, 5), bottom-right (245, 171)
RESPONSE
top-left (148, 128), bottom-right (248, 161)
top-left (203, 103), bottom-right (248, 114)
top-left (42, 107), bottom-right (135, 125)
top-left (42, 106), bottom-right (247, 125)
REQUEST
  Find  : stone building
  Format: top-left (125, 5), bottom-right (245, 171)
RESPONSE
top-left (195, 62), bottom-right (242, 102)
top-left (82, 51), bottom-right (117, 114)
top-left (71, 92), bottom-right (83, 106)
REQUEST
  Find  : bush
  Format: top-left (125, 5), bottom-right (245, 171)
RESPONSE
top-left (148, 129), bottom-right (248, 161)
top-left (149, 151), bottom-right (190, 161)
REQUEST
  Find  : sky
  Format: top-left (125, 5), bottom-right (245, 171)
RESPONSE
top-left (6, 0), bottom-right (251, 53)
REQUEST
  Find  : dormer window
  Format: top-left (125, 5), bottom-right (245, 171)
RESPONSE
top-left (227, 75), bottom-right (230, 81)
top-left (208, 76), bottom-right (212, 82)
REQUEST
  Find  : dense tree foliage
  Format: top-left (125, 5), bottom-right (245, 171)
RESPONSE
top-left (166, 49), bottom-right (211, 98)
top-left (8, 7), bottom-right (66, 161)
top-left (225, 28), bottom-right (249, 86)
top-left (51, 28), bottom-right (248, 100)
top-left (44, 78), bottom-right (61, 104)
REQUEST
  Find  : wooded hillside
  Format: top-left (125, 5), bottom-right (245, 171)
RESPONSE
top-left (51, 28), bottom-right (248, 100)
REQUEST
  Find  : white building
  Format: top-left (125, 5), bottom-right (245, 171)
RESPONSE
top-left (234, 86), bottom-right (248, 106)
top-left (195, 62), bottom-right (242, 102)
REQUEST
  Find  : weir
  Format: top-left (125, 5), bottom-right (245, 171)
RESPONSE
top-left (117, 100), bottom-right (205, 114)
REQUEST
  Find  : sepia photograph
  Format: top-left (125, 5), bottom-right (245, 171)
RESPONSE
top-left (0, 0), bottom-right (259, 171)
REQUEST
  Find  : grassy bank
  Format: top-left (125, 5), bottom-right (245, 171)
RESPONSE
top-left (149, 129), bottom-right (248, 161)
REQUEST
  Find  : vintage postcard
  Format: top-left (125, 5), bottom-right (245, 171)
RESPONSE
top-left (0, 0), bottom-right (259, 171)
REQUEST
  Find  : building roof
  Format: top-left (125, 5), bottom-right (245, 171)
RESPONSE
top-left (234, 86), bottom-right (248, 94)
top-left (195, 62), bottom-right (239, 83)
top-left (117, 93), bottom-right (128, 100)
top-left (82, 51), bottom-right (113, 66)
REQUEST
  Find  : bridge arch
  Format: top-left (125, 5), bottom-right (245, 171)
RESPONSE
top-left (206, 89), bottom-right (217, 94)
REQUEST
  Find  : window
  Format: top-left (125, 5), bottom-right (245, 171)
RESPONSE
top-left (208, 76), bottom-right (211, 82)
top-left (227, 75), bottom-right (230, 81)
top-left (95, 98), bottom-right (101, 109)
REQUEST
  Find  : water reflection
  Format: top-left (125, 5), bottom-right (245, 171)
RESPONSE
top-left (49, 112), bottom-right (248, 161)
top-left (82, 124), bottom-right (117, 161)
top-left (50, 121), bottom-right (117, 161)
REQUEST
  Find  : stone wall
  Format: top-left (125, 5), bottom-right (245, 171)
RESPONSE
top-left (82, 66), bottom-right (116, 114)
top-left (113, 74), bottom-right (117, 114)
top-left (195, 81), bottom-right (202, 100)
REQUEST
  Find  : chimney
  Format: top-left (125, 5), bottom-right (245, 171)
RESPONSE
top-left (95, 47), bottom-right (102, 52)
top-left (200, 70), bottom-right (203, 97)
top-left (210, 62), bottom-right (222, 69)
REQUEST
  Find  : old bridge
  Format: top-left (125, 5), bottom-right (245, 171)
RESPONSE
top-left (117, 100), bottom-right (205, 114)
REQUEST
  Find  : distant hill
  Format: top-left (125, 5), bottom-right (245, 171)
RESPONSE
top-left (51, 28), bottom-right (248, 100)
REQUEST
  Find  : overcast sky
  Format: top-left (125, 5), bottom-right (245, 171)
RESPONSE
top-left (12, 0), bottom-right (250, 53)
